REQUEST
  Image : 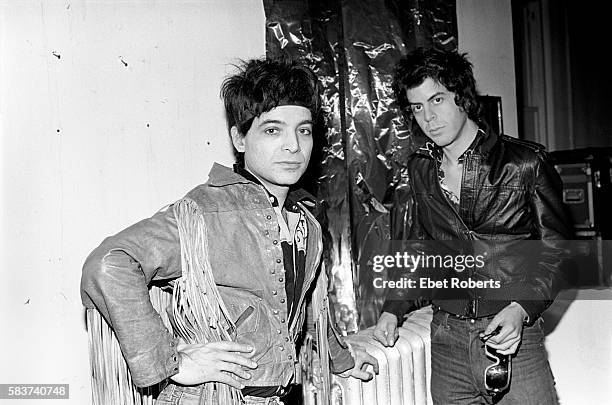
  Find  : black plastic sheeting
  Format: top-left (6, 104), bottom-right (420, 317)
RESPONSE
top-left (263, 0), bottom-right (457, 331)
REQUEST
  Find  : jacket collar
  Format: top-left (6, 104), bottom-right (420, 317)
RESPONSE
top-left (206, 163), bottom-right (318, 210)
top-left (207, 162), bottom-right (252, 186)
top-left (414, 121), bottom-right (498, 161)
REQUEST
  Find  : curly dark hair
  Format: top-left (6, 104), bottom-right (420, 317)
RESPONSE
top-left (392, 47), bottom-right (482, 123)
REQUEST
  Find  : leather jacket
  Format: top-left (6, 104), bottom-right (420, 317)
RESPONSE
top-left (385, 125), bottom-right (573, 323)
top-left (81, 163), bottom-right (353, 388)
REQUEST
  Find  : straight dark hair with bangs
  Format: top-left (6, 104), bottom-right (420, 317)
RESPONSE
top-left (392, 47), bottom-right (482, 123)
top-left (220, 58), bottom-right (321, 137)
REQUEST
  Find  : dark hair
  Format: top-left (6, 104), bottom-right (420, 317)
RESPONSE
top-left (220, 58), bottom-right (321, 135)
top-left (392, 47), bottom-right (482, 123)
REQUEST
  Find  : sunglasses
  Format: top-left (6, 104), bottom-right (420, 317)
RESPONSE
top-left (484, 345), bottom-right (512, 393)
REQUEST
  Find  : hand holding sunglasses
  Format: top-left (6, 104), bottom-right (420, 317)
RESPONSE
top-left (479, 303), bottom-right (527, 355)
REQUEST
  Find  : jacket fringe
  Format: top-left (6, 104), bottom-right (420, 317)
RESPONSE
top-left (86, 198), bottom-right (242, 404)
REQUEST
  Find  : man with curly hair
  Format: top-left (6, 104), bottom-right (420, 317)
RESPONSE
top-left (374, 48), bottom-right (570, 405)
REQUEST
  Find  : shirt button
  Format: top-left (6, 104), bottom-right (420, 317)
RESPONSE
top-left (266, 215), bottom-right (272, 220)
top-left (280, 298), bottom-right (286, 303)
top-left (279, 346), bottom-right (284, 351)
top-left (277, 329), bottom-right (282, 334)
top-left (265, 230), bottom-right (270, 235)
top-left (272, 290), bottom-right (278, 295)
top-left (280, 318), bottom-right (286, 324)
top-left (279, 277), bottom-right (284, 283)
top-left (273, 240), bottom-right (278, 245)
top-left (288, 354), bottom-right (293, 360)
top-left (276, 258), bottom-right (282, 263)
top-left (285, 337), bottom-right (290, 342)
top-left (273, 309), bottom-right (279, 315)
top-left (271, 269), bottom-right (276, 274)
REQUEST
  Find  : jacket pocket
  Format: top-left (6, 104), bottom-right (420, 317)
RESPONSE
top-left (226, 290), bottom-right (263, 336)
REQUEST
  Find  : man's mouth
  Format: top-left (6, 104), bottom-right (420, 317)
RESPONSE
top-left (277, 161), bottom-right (303, 168)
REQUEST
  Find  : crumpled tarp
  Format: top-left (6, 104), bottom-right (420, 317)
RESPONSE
top-left (263, 0), bottom-right (457, 331)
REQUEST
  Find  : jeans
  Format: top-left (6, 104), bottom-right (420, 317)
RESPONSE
top-left (155, 384), bottom-right (284, 405)
top-left (155, 384), bottom-right (210, 405)
top-left (430, 309), bottom-right (558, 405)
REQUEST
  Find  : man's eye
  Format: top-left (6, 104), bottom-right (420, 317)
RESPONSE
top-left (433, 97), bottom-right (443, 104)
top-left (299, 127), bottom-right (312, 136)
top-left (411, 105), bottom-right (422, 113)
top-left (264, 127), bottom-right (280, 135)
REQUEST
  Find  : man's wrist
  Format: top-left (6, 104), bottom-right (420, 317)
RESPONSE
top-left (510, 301), bottom-right (529, 324)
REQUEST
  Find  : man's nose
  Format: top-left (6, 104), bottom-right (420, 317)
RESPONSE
top-left (424, 106), bottom-right (436, 122)
top-left (283, 132), bottom-right (300, 153)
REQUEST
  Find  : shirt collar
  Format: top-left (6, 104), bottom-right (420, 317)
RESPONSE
top-left (233, 164), bottom-right (285, 209)
top-left (414, 122), bottom-right (497, 161)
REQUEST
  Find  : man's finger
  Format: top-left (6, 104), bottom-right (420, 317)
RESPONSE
top-left (367, 355), bottom-right (380, 374)
top-left (495, 337), bottom-right (521, 355)
top-left (486, 334), bottom-right (520, 351)
top-left (206, 341), bottom-right (254, 353)
top-left (219, 362), bottom-right (255, 380)
top-left (386, 324), bottom-right (398, 346)
top-left (215, 352), bottom-right (258, 369)
top-left (351, 369), bottom-right (374, 381)
top-left (489, 322), bottom-right (522, 346)
top-left (498, 340), bottom-right (521, 355)
top-left (373, 328), bottom-right (387, 346)
top-left (487, 326), bottom-right (512, 345)
top-left (482, 318), bottom-right (502, 337)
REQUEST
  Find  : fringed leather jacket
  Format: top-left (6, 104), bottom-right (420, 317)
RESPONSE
top-left (81, 163), bottom-right (353, 388)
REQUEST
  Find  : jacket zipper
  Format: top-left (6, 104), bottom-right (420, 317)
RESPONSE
top-left (435, 155), bottom-right (478, 316)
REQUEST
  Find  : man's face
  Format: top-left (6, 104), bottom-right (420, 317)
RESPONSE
top-left (406, 77), bottom-right (470, 149)
top-left (232, 105), bottom-right (313, 193)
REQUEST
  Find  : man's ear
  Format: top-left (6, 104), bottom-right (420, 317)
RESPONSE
top-left (230, 126), bottom-right (246, 153)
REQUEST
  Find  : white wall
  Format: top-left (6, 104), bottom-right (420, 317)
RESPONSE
top-left (457, 0), bottom-right (519, 138)
top-left (3, 1), bottom-right (607, 404)
top-left (0, 1), bottom-right (264, 403)
top-left (544, 289), bottom-right (612, 404)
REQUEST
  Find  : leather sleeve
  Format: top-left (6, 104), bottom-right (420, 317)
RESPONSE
top-left (390, 168), bottom-right (422, 241)
top-left (80, 206), bottom-right (182, 387)
top-left (380, 176), bottom-right (425, 323)
top-left (517, 151), bottom-right (573, 323)
top-left (327, 321), bottom-right (356, 374)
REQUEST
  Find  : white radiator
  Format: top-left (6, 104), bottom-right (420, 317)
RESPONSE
top-left (304, 306), bottom-right (433, 405)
